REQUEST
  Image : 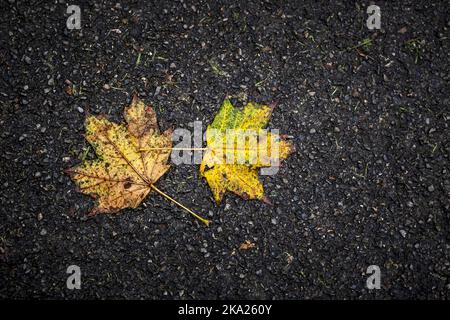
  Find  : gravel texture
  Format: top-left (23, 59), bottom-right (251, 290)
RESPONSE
top-left (0, 0), bottom-right (449, 299)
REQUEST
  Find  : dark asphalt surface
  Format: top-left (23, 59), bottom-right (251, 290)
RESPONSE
top-left (1, 0), bottom-right (449, 299)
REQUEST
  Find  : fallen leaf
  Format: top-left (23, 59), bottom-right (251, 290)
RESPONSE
top-left (66, 95), bottom-right (210, 225)
top-left (66, 95), bottom-right (171, 214)
top-left (239, 240), bottom-right (256, 251)
top-left (65, 85), bottom-right (73, 96)
top-left (200, 99), bottom-right (294, 203)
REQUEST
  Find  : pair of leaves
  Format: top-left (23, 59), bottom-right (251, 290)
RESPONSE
top-left (67, 96), bottom-right (293, 225)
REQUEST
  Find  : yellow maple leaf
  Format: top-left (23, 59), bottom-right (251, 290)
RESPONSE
top-left (200, 99), bottom-right (294, 203)
top-left (67, 95), bottom-right (210, 225)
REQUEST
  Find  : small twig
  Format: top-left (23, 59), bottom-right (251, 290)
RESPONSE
top-left (150, 184), bottom-right (211, 226)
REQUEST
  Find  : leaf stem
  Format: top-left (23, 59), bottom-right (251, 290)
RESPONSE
top-left (150, 184), bottom-right (211, 226)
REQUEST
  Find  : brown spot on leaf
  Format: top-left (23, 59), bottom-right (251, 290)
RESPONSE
top-left (124, 181), bottom-right (132, 189)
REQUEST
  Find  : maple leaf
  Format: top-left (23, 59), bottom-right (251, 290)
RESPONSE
top-left (66, 95), bottom-right (210, 225)
top-left (200, 99), bottom-right (294, 203)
